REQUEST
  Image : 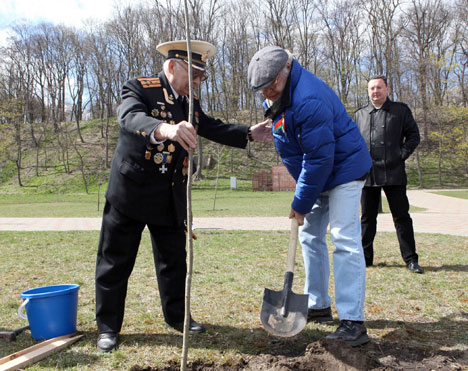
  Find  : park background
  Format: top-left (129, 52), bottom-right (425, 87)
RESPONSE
top-left (0, 0), bottom-right (468, 192)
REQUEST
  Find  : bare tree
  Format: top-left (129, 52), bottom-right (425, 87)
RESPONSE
top-left (454, 0), bottom-right (468, 107)
top-left (316, 0), bottom-right (363, 104)
top-left (262, 0), bottom-right (295, 49)
top-left (360, 0), bottom-right (404, 99)
top-left (291, 0), bottom-right (322, 74)
top-left (402, 0), bottom-right (451, 140)
top-left (68, 29), bottom-right (90, 143)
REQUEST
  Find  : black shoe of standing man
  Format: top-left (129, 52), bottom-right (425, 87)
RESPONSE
top-left (97, 332), bottom-right (118, 352)
top-left (166, 318), bottom-right (206, 334)
top-left (406, 260), bottom-right (424, 274)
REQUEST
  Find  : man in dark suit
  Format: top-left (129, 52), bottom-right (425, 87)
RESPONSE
top-left (95, 40), bottom-right (271, 352)
top-left (354, 75), bottom-right (422, 274)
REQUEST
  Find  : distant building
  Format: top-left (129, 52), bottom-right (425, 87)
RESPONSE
top-left (252, 165), bottom-right (296, 191)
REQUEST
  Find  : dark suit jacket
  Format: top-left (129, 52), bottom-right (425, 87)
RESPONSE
top-left (106, 71), bottom-right (249, 225)
top-left (354, 99), bottom-right (420, 186)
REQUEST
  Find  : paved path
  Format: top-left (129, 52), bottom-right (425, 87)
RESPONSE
top-left (0, 190), bottom-right (467, 236)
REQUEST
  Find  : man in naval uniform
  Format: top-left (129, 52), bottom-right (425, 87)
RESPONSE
top-left (95, 40), bottom-right (271, 352)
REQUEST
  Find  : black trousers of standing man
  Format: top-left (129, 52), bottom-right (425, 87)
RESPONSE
top-left (361, 185), bottom-right (418, 266)
top-left (95, 201), bottom-right (187, 334)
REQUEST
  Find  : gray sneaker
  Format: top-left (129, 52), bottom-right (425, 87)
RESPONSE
top-left (307, 307), bottom-right (333, 323)
top-left (326, 320), bottom-right (369, 346)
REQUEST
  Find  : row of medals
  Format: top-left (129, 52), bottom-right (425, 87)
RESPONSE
top-left (145, 105), bottom-right (189, 175)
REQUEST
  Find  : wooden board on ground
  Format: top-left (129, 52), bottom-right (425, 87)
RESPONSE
top-left (0, 333), bottom-right (82, 371)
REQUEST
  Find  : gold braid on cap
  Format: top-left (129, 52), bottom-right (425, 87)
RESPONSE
top-left (175, 53), bottom-right (206, 66)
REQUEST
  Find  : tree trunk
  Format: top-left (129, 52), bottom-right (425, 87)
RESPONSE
top-left (16, 147), bottom-right (23, 187)
top-left (415, 148), bottom-right (424, 188)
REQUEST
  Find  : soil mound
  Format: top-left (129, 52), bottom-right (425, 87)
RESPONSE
top-left (130, 338), bottom-right (466, 370)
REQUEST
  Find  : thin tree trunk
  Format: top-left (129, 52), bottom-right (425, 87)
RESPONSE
top-left (181, 6), bottom-right (195, 369)
top-left (213, 150), bottom-right (221, 211)
top-left (16, 147), bottom-right (23, 187)
top-left (415, 148), bottom-right (424, 188)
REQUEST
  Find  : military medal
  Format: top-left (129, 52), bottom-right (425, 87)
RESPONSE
top-left (157, 143), bottom-right (164, 151)
top-left (151, 108), bottom-right (159, 117)
top-left (162, 151), bottom-right (171, 164)
top-left (154, 153), bottom-right (163, 164)
top-left (160, 111), bottom-right (167, 118)
top-left (145, 150), bottom-right (151, 160)
top-left (169, 120), bottom-right (175, 125)
top-left (163, 88), bottom-right (175, 105)
top-left (168, 112), bottom-right (173, 119)
top-left (168, 144), bottom-right (175, 153)
top-left (159, 164), bottom-right (168, 173)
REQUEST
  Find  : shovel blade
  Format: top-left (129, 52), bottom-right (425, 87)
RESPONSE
top-left (260, 287), bottom-right (308, 337)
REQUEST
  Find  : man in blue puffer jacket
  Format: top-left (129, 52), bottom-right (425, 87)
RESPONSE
top-left (248, 46), bottom-right (372, 346)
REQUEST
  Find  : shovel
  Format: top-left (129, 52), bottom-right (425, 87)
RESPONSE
top-left (260, 218), bottom-right (308, 337)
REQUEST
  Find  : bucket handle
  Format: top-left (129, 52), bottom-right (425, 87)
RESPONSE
top-left (18, 298), bottom-right (29, 320)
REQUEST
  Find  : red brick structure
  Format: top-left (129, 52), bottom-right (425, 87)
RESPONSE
top-left (252, 170), bottom-right (272, 191)
top-left (272, 165), bottom-right (296, 191)
top-left (252, 165), bottom-right (296, 191)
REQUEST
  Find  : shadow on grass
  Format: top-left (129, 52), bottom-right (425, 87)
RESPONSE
top-left (3, 318), bottom-right (466, 370)
top-left (116, 324), bottom-right (329, 357)
top-left (4, 326), bottom-right (328, 369)
top-left (316, 337), bottom-right (468, 371)
top-left (423, 264), bottom-right (468, 272)
top-left (371, 262), bottom-right (468, 272)
top-left (366, 312), bottom-right (468, 347)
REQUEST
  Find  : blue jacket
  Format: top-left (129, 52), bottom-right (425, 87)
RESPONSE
top-left (268, 61), bottom-right (372, 214)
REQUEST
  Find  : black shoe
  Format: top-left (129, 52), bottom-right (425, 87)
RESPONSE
top-left (166, 319), bottom-right (206, 334)
top-left (97, 332), bottom-right (118, 352)
top-left (406, 261), bottom-right (424, 274)
top-left (326, 320), bottom-right (369, 346)
top-left (307, 307), bottom-right (333, 323)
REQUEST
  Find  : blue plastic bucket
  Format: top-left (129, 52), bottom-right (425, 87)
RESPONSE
top-left (18, 284), bottom-right (79, 340)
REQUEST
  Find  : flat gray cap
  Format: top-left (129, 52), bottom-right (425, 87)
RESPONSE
top-left (248, 46), bottom-right (289, 91)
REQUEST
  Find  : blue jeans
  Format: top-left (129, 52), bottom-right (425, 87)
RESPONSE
top-left (299, 180), bottom-right (366, 321)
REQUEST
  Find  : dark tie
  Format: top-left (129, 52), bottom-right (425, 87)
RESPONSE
top-left (178, 96), bottom-right (186, 118)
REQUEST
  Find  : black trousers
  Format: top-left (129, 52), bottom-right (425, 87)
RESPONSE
top-left (95, 201), bottom-right (186, 334)
top-left (361, 185), bottom-right (418, 265)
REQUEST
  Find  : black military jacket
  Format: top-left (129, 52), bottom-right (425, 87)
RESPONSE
top-left (354, 99), bottom-right (420, 186)
top-left (106, 71), bottom-right (249, 225)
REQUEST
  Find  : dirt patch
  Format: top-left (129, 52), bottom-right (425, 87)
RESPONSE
top-left (130, 338), bottom-right (467, 370)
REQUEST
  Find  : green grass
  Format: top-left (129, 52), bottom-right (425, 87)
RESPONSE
top-left (0, 189), bottom-right (424, 217)
top-left (431, 190), bottom-right (468, 200)
top-left (0, 190), bottom-right (295, 218)
top-left (0, 230), bottom-right (467, 370)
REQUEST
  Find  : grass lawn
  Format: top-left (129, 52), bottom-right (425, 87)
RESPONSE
top-left (0, 189), bottom-right (420, 217)
top-left (431, 190), bottom-right (468, 200)
top-left (0, 230), bottom-right (467, 370)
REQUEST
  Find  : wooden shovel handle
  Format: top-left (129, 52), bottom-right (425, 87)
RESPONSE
top-left (285, 218), bottom-right (299, 273)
